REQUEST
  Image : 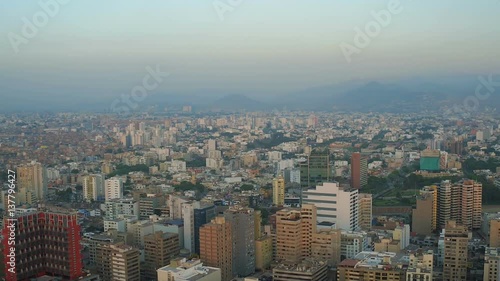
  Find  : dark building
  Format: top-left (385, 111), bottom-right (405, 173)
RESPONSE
top-left (300, 150), bottom-right (330, 189)
top-left (351, 152), bottom-right (368, 189)
top-left (194, 204), bottom-right (216, 254)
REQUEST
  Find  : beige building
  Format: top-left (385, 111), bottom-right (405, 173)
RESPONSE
top-left (438, 180), bottom-right (482, 230)
top-left (95, 242), bottom-right (140, 281)
top-left (17, 161), bottom-right (47, 202)
top-left (484, 247), bottom-right (500, 281)
top-left (443, 221), bottom-right (468, 281)
top-left (143, 231), bottom-right (180, 280)
top-left (255, 236), bottom-right (273, 271)
top-left (406, 249), bottom-right (433, 281)
top-left (490, 218), bottom-right (500, 247)
top-left (337, 251), bottom-right (407, 281)
top-left (273, 175), bottom-right (285, 206)
top-left (311, 229), bottom-right (342, 266)
top-left (199, 216), bottom-right (233, 281)
top-left (273, 259), bottom-right (328, 281)
top-left (358, 193), bottom-right (372, 230)
top-left (412, 188), bottom-right (436, 235)
top-left (157, 258), bottom-right (221, 281)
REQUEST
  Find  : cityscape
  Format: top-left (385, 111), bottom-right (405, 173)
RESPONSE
top-left (1, 1), bottom-right (500, 281)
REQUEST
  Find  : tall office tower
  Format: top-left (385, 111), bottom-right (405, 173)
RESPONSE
top-left (223, 207), bottom-right (256, 277)
top-left (358, 193), bottom-right (372, 230)
top-left (302, 182), bottom-right (359, 231)
top-left (350, 152), bottom-right (368, 189)
top-left (299, 149), bottom-right (330, 189)
top-left (199, 217), bottom-right (233, 281)
top-left (484, 247), bottom-right (500, 281)
top-left (438, 180), bottom-right (482, 230)
top-left (143, 231), bottom-right (180, 280)
top-left (490, 218), bottom-right (500, 247)
top-left (17, 161), bottom-right (47, 202)
top-left (412, 185), bottom-right (438, 235)
top-left (96, 242), bottom-right (140, 281)
top-left (194, 203), bottom-right (216, 255)
top-left (83, 174), bottom-right (105, 202)
top-left (406, 249), bottom-right (434, 281)
top-left (443, 221), bottom-right (469, 281)
top-left (105, 176), bottom-right (123, 201)
top-left (273, 175), bottom-right (285, 206)
top-left (2, 211), bottom-right (83, 281)
top-left (208, 139), bottom-right (217, 151)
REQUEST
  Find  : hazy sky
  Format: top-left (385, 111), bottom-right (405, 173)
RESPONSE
top-left (1, 0), bottom-right (500, 106)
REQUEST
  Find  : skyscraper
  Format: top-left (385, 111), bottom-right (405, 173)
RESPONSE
top-left (17, 161), bottom-right (47, 202)
top-left (443, 221), bottom-right (468, 281)
top-left (83, 174), bottom-right (105, 202)
top-left (300, 149), bottom-right (330, 189)
top-left (2, 211), bottom-right (83, 281)
top-left (223, 207), bottom-right (256, 277)
top-left (199, 217), bottom-right (233, 281)
top-left (273, 175), bottom-right (285, 206)
top-left (438, 180), bottom-right (482, 230)
top-left (350, 152), bottom-right (367, 189)
top-left (143, 231), bottom-right (180, 280)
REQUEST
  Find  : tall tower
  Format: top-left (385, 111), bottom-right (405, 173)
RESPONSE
top-left (350, 152), bottom-right (367, 189)
top-left (443, 221), bottom-right (469, 281)
top-left (105, 176), bottom-right (123, 201)
top-left (17, 161), bottom-right (47, 202)
top-left (224, 207), bottom-right (256, 277)
top-left (83, 174), bottom-right (105, 202)
top-left (272, 175), bottom-right (285, 206)
top-left (199, 217), bottom-right (233, 281)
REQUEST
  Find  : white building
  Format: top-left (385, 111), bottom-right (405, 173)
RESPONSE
top-left (157, 258), bottom-right (221, 281)
top-left (105, 177), bottom-right (123, 201)
top-left (302, 182), bottom-right (359, 231)
top-left (105, 198), bottom-right (139, 220)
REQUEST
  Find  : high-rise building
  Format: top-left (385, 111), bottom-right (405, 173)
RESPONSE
top-left (95, 242), bottom-right (140, 281)
top-left (302, 182), bottom-right (359, 231)
top-left (2, 211), bottom-right (83, 281)
top-left (208, 139), bottom-right (217, 151)
top-left (350, 152), bottom-right (368, 189)
top-left (83, 174), bottom-right (105, 202)
top-left (443, 221), bottom-right (469, 281)
top-left (105, 176), bottom-right (123, 201)
top-left (300, 150), bottom-right (330, 189)
top-left (194, 203), bottom-right (216, 254)
top-left (223, 207), bottom-right (255, 277)
top-left (490, 218), bottom-right (500, 247)
top-left (484, 247), bottom-right (500, 281)
top-left (199, 217), bottom-right (233, 281)
top-left (17, 161), bottom-right (47, 202)
top-left (358, 193), bottom-right (372, 230)
top-left (438, 180), bottom-right (482, 230)
top-left (412, 187), bottom-right (436, 235)
top-left (311, 229), bottom-right (342, 266)
top-left (273, 175), bottom-right (285, 206)
top-left (157, 258), bottom-right (221, 281)
top-left (255, 236), bottom-right (273, 271)
top-left (143, 231), bottom-right (180, 280)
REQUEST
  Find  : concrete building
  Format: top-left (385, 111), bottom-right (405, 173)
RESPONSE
top-left (490, 217), bottom-right (500, 247)
top-left (95, 242), bottom-right (140, 281)
top-left (337, 251), bottom-right (407, 281)
top-left (443, 221), bottom-right (469, 281)
top-left (273, 175), bottom-right (285, 206)
top-left (412, 186), bottom-right (437, 235)
top-left (83, 174), bottom-right (105, 202)
top-left (157, 258), bottom-right (221, 281)
top-left (199, 217), bottom-right (233, 281)
top-left (255, 236), bottom-right (273, 271)
top-left (311, 229), bottom-right (342, 266)
top-left (350, 152), bottom-right (368, 189)
top-left (273, 259), bottom-right (328, 281)
top-left (17, 161), bottom-right (47, 202)
top-left (223, 207), bottom-right (255, 277)
top-left (105, 198), bottom-right (139, 220)
top-left (299, 150), bottom-right (330, 189)
top-left (104, 176), bottom-right (123, 201)
top-left (438, 180), bottom-right (482, 230)
top-left (302, 182), bottom-right (359, 231)
top-left (406, 249), bottom-right (433, 281)
top-left (143, 231), bottom-right (180, 280)
top-left (341, 231), bottom-right (371, 260)
top-left (358, 193), bottom-right (372, 230)
top-left (484, 247), bottom-right (500, 281)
